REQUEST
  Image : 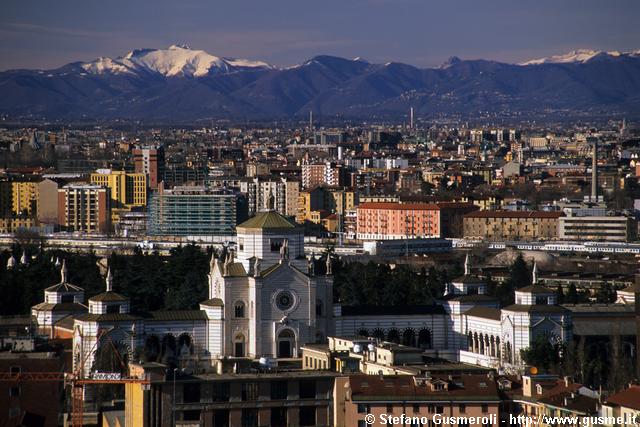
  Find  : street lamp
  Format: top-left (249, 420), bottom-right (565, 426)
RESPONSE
top-left (172, 367), bottom-right (178, 426)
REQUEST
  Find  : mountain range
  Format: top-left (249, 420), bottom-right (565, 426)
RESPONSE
top-left (1, 45), bottom-right (640, 121)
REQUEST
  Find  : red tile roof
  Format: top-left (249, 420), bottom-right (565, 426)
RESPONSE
top-left (605, 385), bottom-right (640, 410)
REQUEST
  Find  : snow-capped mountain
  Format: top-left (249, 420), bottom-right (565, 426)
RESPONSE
top-left (79, 44), bottom-right (274, 77)
top-left (519, 49), bottom-right (632, 65)
top-left (2, 46), bottom-right (640, 120)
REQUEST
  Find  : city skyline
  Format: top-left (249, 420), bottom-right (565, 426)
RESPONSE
top-left (1, 0), bottom-right (639, 71)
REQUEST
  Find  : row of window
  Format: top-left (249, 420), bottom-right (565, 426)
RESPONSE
top-left (357, 403), bottom-right (490, 414)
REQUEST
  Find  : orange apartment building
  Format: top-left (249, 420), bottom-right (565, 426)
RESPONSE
top-left (357, 202), bottom-right (440, 240)
top-left (335, 374), bottom-right (500, 427)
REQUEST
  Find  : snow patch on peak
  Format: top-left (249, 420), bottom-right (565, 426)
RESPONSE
top-left (81, 57), bottom-right (135, 75)
top-left (80, 45), bottom-right (273, 77)
top-left (520, 49), bottom-right (628, 65)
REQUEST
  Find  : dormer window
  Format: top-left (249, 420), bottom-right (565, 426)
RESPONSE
top-left (429, 380), bottom-right (448, 392)
top-left (536, 384), bottom-right (543, 395)
top-left (535, 296), bottom-right (547, 305)
top-left (61, 295), bottom-right (74, 303)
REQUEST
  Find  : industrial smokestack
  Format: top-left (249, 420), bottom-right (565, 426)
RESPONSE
top-left (591, 141), bottom-right (598, 202)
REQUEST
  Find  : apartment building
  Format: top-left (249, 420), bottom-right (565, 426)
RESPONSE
top-left (296, 187), bottom-right (357, 224)
top-left (463, 211), bottom-right (562, 240)
top-left (11, 178), bottom-right (40, 216)
top-left (133, 146), bottom-right (165, 190)
top-left (147, 186), bottom-right (238, 236)
top-left (356, 202), bottom-right (440, 240)
top-left (239, 176), bottom-right (300, 217)
top-left (125, 362), bottom-right (338, 427)
top-left (90, 169), bottom-right (147, 220)
top-left (57, 184), bottom-right (111, 233)
top-left (559, 215), bottom-right (635, 242)
top-left (335, 374), bottom-right (501, 427)
top-left (301, 162), bottom-right (344, 189)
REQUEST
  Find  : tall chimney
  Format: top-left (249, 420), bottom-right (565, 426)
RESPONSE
top-left (591, 140), bottom-right (598, 202)
top-left (410, 107), bottom-right (414, 130)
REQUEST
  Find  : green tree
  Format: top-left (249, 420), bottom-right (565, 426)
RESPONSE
top-left (520, 334), bottom-right (563, 373)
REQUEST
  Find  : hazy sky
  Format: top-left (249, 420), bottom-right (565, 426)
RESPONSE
top-left (1, 0), bottom-right (639, 70)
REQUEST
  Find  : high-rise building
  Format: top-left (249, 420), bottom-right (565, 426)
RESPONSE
top-left (147, 186), bottom-right (238, 236)
top-left (57, 184), bottom-right (111, 233)
top-left (133, 146), bottom-right (165, 190)
top-left (90, 169), bottom-right (147, 220)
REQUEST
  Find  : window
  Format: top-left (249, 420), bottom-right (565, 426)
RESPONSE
top-left (183, 383), bottom-right (201, 403)
top-left (9, 387), bottom-right (20, 397)
top-left (270, 407), bottom-right (287, 427)
top-left (183, 410), bottom-right (201, 421)
top-left (481, 404), bottom-right (489, 413)
top-left (459, 404), bottom-right (466, 413)
top-left (357, 404), bottom-right (370, 414)
top-left (212, 382), bottom-right (230, 402)
top-left (299, 380), bottom-right (316, 399)
top-left (234, 301), bottom-right (245, 318)
top-left (241, 409), bottom-right (258, 427)
top-left (299, 406), bottom-right (316, 426)
top-left (436, 406), bottom-right (444, 414)
top-left (241, 382), bottom-right (259, 401)
top-left (386, 404), bottom-right (394, 413)
top-left (61, 294), bottom-right (74, 303)
top-left (9, 367), bottom-right (20, 375)
top-left (270, 238), bottom-right (283, 252)
top-left (413, 404), bottom-right (420, 413)
top-left (238, 238), bottom-right (244, 251)
top-left (316, 300), bottom-right (323, 316)
top-left (106, 304), bottom-right (120, 314)
top-left (358, 421), bottom-right (368, 427)
top-left (270, 381), bottom-right (288, 400)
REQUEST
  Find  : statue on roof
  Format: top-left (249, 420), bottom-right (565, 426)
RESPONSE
top-left (6, 254), bottom-right (16, 269)
top-left (279, 239), bottom-right (289, 261)
top-left (60, 259), bottom-right (68, 283)
top-left (532, 261), bottom-right (538, 285)
top-left (106, 267), bottom-right (113, 292)
top-left (464, 253), bottom-right (470, 276)
top-left (307, 257), bottom-right (315, 276)
top-left (326, 254), bottom-right (332, 275)
top-left (253, 257), bottom-right (261, 277)
top-left (267, 192), bottom-right (275, 211)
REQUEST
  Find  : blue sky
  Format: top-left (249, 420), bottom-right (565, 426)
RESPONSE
top-left (1, 0), bottom-right (638, 70)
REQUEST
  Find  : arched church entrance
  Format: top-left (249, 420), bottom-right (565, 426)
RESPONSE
top-left (277, 329), bottom-right (295, 358)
